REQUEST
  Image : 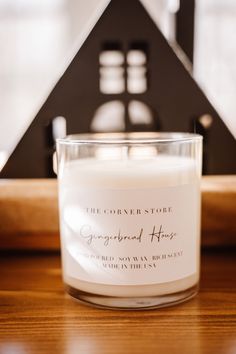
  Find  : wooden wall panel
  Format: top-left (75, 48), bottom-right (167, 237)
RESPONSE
top-left (0, 177), bottom-right (235, 250)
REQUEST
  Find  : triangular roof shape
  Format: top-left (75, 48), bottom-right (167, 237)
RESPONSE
top-left (1, 0), bottom-right (235, 177)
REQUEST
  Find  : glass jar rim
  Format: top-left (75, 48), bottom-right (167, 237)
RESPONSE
top-left (57, 132), bottom-right (203, 145)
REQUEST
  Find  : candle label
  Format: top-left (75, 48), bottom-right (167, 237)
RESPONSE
top-left (61, 184), bottom-right (200, 285)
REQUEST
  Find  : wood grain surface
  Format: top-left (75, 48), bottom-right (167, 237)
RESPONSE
top-left (0, 250), bottom-right (235, 354)
top-left (0, 176), bottom-right (235, 250)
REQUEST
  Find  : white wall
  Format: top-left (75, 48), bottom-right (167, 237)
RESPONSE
top-left (194, 0), bottom-right (236, 138)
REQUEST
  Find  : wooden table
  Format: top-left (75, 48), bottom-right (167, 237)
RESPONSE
top-left (0, 250), bottom-right (235, 354)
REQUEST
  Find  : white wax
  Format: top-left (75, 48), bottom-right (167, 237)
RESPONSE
top-left (58, 155), bottom-right (201, 297)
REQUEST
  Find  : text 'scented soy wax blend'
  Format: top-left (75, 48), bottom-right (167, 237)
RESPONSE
top-left (56, 132), bottom-right (202, 309)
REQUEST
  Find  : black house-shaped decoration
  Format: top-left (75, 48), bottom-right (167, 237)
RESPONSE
top-left (1, 0), bottom-right (236, 178)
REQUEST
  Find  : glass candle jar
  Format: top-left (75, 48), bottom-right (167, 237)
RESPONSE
top-left (56, 132), bottom-right (202, 310)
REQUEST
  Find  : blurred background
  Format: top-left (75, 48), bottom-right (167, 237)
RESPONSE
top-left (0, 0), bottom-right (236, 171)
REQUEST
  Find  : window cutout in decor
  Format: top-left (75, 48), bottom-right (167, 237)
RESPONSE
top-left (127, 50), bottom-right (147, 66)
top-left (99, 43), bottom-right (125, 94)
top-left (127, 42), bottom-right (148, 94)
top-left (100, 66), bottom-right (125, 94)
top-left (52, 116), bottom-right (67, 141)
top-left (91, 101), bottom-right (125, 132)
top-left (198, 114), bottom-right (213, 130)
top-left (127, 66), bottom-right (147, 94)
top-left (99, 50), bottom-right (124, 67)
top-left (191, 114), bottom-right (214, 174)
top-left (128, 100), bottom-right (153, 125)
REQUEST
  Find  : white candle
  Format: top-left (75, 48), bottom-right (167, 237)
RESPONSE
top-left (58, 155), bottom-right (201, 299)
